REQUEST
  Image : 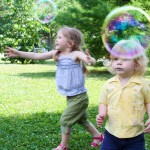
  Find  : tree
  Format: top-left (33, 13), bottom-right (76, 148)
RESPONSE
top-left (0, 0), bottom-right (52, 63)
top-left (3, 0), bottom-right (145, 63)
top-left (55, 0), bottom-right (131, 59)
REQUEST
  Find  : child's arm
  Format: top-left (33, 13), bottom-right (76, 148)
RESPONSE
top-left (5, 47), bottom-right (56, 60)
top-left (96, 104), bottom-right (107, 127)
top-left (84, 49), bottom-right (96, 65)
top-left (144, 103), bottom-right (150, 133)
top-left (75, 49), bottom-right (96, 65)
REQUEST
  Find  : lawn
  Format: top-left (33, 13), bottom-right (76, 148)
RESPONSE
top-left (0, 58), bottom-right (150, 150)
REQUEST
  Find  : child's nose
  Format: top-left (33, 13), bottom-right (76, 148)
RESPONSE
top-left (117, 60), bottom-right (122, 65)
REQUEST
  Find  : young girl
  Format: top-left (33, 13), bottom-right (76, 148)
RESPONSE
top-left (96, 39), bottom-right (150, 150)
top-left (6, 26), bottom-right (103, 150)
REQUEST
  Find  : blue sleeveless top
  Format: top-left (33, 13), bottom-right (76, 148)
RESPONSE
top-left (56, 56), bottom-right (87, 96)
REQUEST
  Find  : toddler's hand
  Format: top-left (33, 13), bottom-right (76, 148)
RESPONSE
top-left (96, 114), bottom-right (105, 128)
top-left (144, 118), bottom-right (150, 133)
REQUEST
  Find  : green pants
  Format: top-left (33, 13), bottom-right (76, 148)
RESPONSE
top-left (60, 92), bottom-right (90, 134)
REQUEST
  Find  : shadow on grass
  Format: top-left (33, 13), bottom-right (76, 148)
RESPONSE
top-left (88, 69), bottom-right (113, 79)
top-left (16, 71), bottom-right (56, 79)
top-left (0, 106), bottom-right (102, 150)
top-left (0, 112), bottom-right (61, 150)
top-left (0, 106), bottom-right (150, 150)
top-left (14, 69), bottom-right (150, 80)
top-left (12, 67), bottom-right (111, 80)
top-left (17, 71), bottom-right (112, 80)
top-left (89, 68), bottom-right (150, 79)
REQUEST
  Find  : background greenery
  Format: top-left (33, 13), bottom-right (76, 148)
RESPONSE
top-left (0, 56), bottom-right (150, 149)
top-left (1, 0), bottom-right (150, 63)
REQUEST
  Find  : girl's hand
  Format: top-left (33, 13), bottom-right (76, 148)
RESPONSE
top-left (96, 114), bottom-right (105, 127)
top-left (144, 118), bottom-right (150, 133)
top-left (5, 47), bottom-right (19, 57)
top-left (85, 49), bottom-right (95, 65)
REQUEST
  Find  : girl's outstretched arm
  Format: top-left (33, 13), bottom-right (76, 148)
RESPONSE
top-left (75, 49), bottom-right (96, 65)
top-left (5, 47), bottom-right (56, 60)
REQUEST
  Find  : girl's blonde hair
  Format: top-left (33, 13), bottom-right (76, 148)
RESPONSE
top-left (53, 26), bottom-right (88, 74)
top-left (104, 39), bottom-right (149, 75)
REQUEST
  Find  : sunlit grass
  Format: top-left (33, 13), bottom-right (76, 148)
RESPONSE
top-left (0, 58), bottom-right (150, 149)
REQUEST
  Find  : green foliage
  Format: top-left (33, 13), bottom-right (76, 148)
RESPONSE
top-left (55, 0), bottom-right (131, 59)
top-left (1, 0), bottom-right (37, 48)
top-left (2, 0), bottom-right (150, 63)
top-left (55, 0), bottom-right (110, 59)
top-left (0, 0), bottom-right (53, 63)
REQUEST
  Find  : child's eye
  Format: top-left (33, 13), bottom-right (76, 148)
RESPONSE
top-left (56, 36), bottom-right (61, 39)
top-left (113, 58), bottom-right (118, 61)
top-left (123, 59), bottom-right (130, 61)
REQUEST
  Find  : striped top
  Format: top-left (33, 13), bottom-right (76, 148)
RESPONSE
top-left (56, 56), bottom-right (87, 96)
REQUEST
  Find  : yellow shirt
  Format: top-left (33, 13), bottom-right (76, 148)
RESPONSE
top-left (99, 74), bottom-right (150, 138)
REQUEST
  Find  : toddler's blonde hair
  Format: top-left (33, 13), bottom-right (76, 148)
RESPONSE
top-left (104, 39), bottom-right (149, 75)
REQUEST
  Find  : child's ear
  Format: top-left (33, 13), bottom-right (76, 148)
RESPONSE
top-left (134, 61), bottom-right (139, 71)
top-left (67, 40), bottom-right (74, 48)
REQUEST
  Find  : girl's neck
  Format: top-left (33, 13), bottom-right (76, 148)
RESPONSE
top-left (60, 48), bottom-right (72, 55)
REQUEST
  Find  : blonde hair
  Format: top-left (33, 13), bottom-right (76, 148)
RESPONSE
top-left (53, 26), bottom-right (88, 74)
top-left (104, 39), bottom-right (149, 75)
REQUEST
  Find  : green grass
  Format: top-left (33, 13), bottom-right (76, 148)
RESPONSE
top-left (0, 59), bottom-right (150, 150)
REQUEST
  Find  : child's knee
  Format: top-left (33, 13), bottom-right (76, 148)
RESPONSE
top-left (60, 115), bottom-right (67, 126)
top-left (61, 126), bottom-right (71, 134)
top-left (60, 117), bottom-right (71, 134)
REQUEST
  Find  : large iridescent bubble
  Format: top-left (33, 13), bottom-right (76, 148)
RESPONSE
top-left (33, 0), bottom-right (57, 24)
top-left (102, 6), bottom-right (150, 58)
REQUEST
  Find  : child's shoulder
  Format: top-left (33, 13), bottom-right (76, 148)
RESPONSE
top-left (51, 49), bottom-right (59, 54)
top-left (142, 77), bottom-right (150, 85)
top-left (140, 77), bottom-right (150, 92)
top-left (48, 49), bottom-right (59, 58)
top-left (136, 76), bottom-right (150, 90)
top-left (136, 75), bottom-right (150, 83)
top-left (71, 50), bottom-right (83, 55)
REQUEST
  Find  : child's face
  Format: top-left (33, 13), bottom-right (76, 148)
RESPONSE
top-left (112, 56), bottom-right (136, 77)
top-left (55, 31), bottom-right (70, 51)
